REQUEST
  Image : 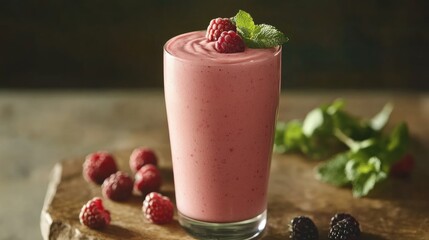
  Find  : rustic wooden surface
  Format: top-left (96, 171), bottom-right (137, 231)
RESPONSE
top-left (38, 91), bottom-right (429, 240)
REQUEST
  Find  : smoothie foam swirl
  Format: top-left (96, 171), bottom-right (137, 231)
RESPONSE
top-left (165, 31), bottom-right (280, 65)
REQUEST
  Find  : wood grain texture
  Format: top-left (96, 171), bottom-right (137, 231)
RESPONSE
top-left (40, 92), bottom-right (429, 240)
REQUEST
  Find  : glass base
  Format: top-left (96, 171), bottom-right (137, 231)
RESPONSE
top-left (178, 210), bottom-right (267, 240)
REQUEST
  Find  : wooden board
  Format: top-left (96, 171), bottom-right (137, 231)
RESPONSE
top-left (40, 92), bottom-right (429, 240)
top-left (41, 146), bottom-right (429, 240)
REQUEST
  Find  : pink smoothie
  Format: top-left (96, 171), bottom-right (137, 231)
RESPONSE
top-left (164, 31), bottom-right (281, 223)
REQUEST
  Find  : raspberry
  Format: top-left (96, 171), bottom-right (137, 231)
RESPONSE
top-left (142, 192), bottom-right (174, 224)
top-left (215, 30), bottom-right (245, 53)
top-left (206, 18), bottom-right (237, 41)
top-left (328, 219), bottom-right (361, 240)
top-left (330, 213), bottom-right (360, 230)
top-left (129, 147), bottom-right (158, 173)
top-left (102, 171), bottom-right (134, 201)
top-left (83, 151), bottom-right (118, 184)
top-left (390, 153), bottom-right (415, 178)
top-left (134, 164), bottom-right (162, 196)
top-left (79, 197), bottom-right (111, 229)
top-left (289, 216), bottom-right (319, 240)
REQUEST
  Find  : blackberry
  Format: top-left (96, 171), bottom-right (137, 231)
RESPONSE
top-left (330, 213), bottom-right (360, 230)
top-left (328, 219), bottom-right (361, 240)
top-left (289, 216), bottom-right (319, 240)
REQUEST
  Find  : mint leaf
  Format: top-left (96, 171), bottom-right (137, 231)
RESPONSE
top-left (283, 120), bottom-right (305, 151)
top-left (386, 122), bottom-right (409, 152)
top-left (370, 103), bottom-right (393, 131)
top-left (232, 10), bottom-right (288, 48)
top-left (275, 100), bottom-right (395, 159)
top-left (316, 153), bottom-right (349, 186)
top-left (274, 119), bottom-right (331, 159)
top-left (302, 105), bottom-right (337, 138)
top-left (334, 128), bottom-right (375, 152)
top-left (327, 99), bottom-right (345, 115)
top-left (274, 121), bottom-right (287, 153)
top-left (302, 109), bottom-right (325, 137)
top-left (274, 120), bottom-right (307, 153)
top-left (246, 24), bottom-right (289, 48)
top-left (384, 122), bottom-right (409, 165)
top-left (345, 156), bottom-right (381, 180)
top-left (332, 110), bottom-right (375, 141)
top-left (274, 99), bottom-right (411, 197)
top-left (345, 155), bottom-right (387, 197)
top-left (232, 10), bottom-right (255, 39)
top-left (352, 171), bottom-right (386, 197)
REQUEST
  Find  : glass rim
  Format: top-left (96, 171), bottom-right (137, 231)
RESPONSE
top-left (163, 31), bottom-right (282, 66)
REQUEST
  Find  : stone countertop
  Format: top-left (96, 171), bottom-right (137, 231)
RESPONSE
top-left (1, 90), bottom-right (428, 239)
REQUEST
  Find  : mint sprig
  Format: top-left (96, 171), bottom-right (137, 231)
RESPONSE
top-left (232, 10), bottom-right (289, 48)
top-left (275, 100), bottom-right (410, 197)
top-left (317, 124), bottom-right (409, 197)
top-left (275, 99), bottom-right (380, 159)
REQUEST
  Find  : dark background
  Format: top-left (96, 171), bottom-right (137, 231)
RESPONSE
top-left (1, 0), bottom-right (428, 90)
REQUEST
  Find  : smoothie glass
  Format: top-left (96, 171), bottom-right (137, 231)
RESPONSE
top-left (164, 31), bottom-right (281, 239)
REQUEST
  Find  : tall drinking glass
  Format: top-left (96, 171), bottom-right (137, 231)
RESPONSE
top-left (164, 31), bottom-right (281, 239)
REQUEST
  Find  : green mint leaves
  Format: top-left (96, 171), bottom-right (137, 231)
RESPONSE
top-left (232, 10), bottom-right (289, 48)
top-left (275, 99), bottom-right (377, 159)
top-left (317, 123), bottom-right (409, 197)
top-left (275, 99), bottom-right (410, 197)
